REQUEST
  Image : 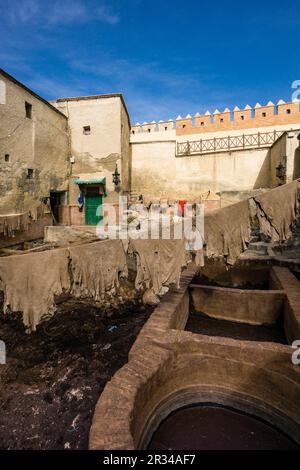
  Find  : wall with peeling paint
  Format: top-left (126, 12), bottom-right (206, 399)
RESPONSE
top-left (131, 128), bottom-right (300, 202)
top-left (52, 95), bottom-right (131, 205)
top-left (0, 71), bottom-right (70, 215)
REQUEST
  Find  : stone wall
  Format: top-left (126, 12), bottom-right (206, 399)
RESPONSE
top-left (89, 265), bottom-right (300, 450)
top-left (270, 267), bottom-right (300, 343)
top-left (190, 284), bottom-right (285, 325)
top-left (0, 69), bottom-right (70, 215)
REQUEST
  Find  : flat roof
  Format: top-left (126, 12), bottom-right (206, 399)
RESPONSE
top-left (0, 68), bottom-right (67, 119)
top-left (55, 93), bottom-right (131, 126)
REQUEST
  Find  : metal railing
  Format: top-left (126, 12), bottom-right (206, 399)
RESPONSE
top-left (176, 129), bottom-right (284, 156)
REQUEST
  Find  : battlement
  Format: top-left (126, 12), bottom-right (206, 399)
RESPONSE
top-left (131, 99), bottom-right (300, 136)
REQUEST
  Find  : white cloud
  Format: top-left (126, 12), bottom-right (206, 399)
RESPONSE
top-left (25, 75), bottom-right (88, 98)
top-left (66, 55), bottom-right (238, 122)
top-left (0, 0), bottom-right (120, 26)
top-left (96, 5), bottom-right (120, 25)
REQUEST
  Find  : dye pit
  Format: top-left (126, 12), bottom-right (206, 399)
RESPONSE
top-left (148, 405), bottom-right (299, 450)
top-left (0, 297), bottom-right (153, 450)
top-left (192, 263), bottom-right (270, 290)
top-left (186, 312), bottom-right (286, 344)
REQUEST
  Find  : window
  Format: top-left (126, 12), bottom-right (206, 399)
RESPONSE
top-left (286, 109), bottom-right (291, 114)
top-left (4, 154), bottom-right (10, 162)
top-left (201, 121), bottom-right (205, 126)
top-left (132, 130), bottom-right (135, 134)
top-left (262, 112), bottom-right (266, 117)
top-left (25, 102), bottom-right (32, 119)
top-left (182, 124), bottom-right (186, 128)
top-left (148, 128), bottom-right (151, 133)
top-left (83, 125), bottom-right (91, 135)
top-left (165, 126), bottom-right (168, 131)
top-left (220, 118), bottom-right (224, 123)
top-left (27, 168), bottom-right (34, 179)
top-left (240, 115), bottom-right (244, 120)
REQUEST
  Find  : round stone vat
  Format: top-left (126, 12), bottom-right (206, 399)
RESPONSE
top-left (89, 337), bottom-right (300, 450)
top-left (138, 387), bottom-right (300, 449)
top-left (148, 403), bottom-right (298, 450)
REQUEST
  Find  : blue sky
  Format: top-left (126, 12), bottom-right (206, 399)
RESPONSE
top-left (0, 0), bottom-right (300, 123)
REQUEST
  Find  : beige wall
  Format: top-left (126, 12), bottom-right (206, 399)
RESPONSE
top-left (0, 71), bottom-right (70, 215)
top-left (131, 124), bottom-right (300, 201)
top-left (121, 102), bottom-right (131, 193)
top-left (131, 139), bottom-right (270, 200)
top-left (131, 140), bottom-right (176, 199)
top-left (53, 95), bottom-right (131, 204)
top-left (270, 131), bottom-right (300, 187)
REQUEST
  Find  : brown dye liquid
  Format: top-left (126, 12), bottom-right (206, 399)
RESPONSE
top-left (148, 405), bottom-right (298, 450)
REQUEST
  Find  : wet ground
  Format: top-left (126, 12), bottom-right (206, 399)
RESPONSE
top-left (0, 297), bottom-right (153, 450)
top-left (148, 405), bottom-right (299, 450)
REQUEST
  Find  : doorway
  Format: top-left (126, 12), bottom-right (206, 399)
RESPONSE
top-left (85, 186), bottom-right (103, 225)
top-left (50, 191), bottom-right (67, 224)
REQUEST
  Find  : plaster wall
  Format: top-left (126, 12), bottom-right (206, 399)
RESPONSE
top-left (131, 124), bottom-right (300, 201)
top-left (53, 96), bottom-right (131, 204)
top-left (0, 71), bottom-right (69, 215)
top-left (131, 140), bottom-right (270, 200)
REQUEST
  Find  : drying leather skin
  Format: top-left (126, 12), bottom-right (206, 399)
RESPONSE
top-left (0, 181), bottom-right (299, 330)
top-left (204, 199), bottom-right (251, 265)
top-left (0, 204), bottom-right (45, 237)
top-left (69, 239), bottom-right (128, 301)
top-left (0, 247), bottom-right (70, 331)
top-left (254, 179), bottom-right (300, 242)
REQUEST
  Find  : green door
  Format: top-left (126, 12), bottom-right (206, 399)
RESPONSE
top-left (85, 193), bottom-right (103, 225)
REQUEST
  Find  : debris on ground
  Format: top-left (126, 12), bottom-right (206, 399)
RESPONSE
top-left (0, 298), bottom-right (153, 450)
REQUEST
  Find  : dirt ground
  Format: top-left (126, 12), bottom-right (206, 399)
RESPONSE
top-left (0, 295), bottom-right (153, 450)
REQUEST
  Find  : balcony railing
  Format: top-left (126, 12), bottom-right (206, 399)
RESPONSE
top-left (176, 130), bottom-right (284, 156)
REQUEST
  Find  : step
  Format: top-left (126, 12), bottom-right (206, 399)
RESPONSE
top-left (247, 241), bottom-right (269, 254)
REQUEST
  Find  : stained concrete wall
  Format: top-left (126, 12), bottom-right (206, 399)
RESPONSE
top-left (131, 139), bottom-right (270, 200)
top-left (190, 285), bottom-right (285, 326)
top-left (121, 101), bottom-right (131, 193)
top-left (269, 131), bottom-right (300, 187)
top-left (131, 140), bottom-right (176, 199)
top-left (131, 125), bottom-right (300, 202)
top-left (53, 95), bottom-right (131, 205)
top-left (0, 70), bottom-right (70, 215)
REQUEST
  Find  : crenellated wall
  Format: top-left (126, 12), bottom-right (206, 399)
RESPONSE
top-left (131, 100), bottom-right (300, 136)
top-left (130, 99), bottom-right (300, 204)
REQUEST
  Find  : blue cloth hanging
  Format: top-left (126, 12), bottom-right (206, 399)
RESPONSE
top-left (78, 191), bottom-right (84, 209)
